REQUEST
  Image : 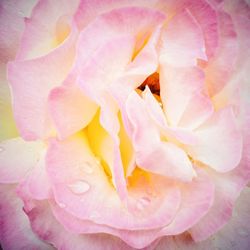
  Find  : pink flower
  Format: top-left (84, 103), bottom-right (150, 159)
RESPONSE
top-left (0, 0), bottom-right (250, 249)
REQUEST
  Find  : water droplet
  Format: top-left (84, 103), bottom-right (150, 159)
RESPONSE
top-left (68, 180), bottom-right (90, 194)
top-left (18, 11), bottom-right (25, 17)
top-left (95, 157), bottom-right (101, 165)
top-left (90, 211), bottom-right (100, 219)
top-left (136, 197), bottom-right (150, 210)
top-left (58, 202), bottom-right (66, 208)
top-left (82, 162), bottom-right (93, 174)
top-left (238, 228), bottom-right (248, 237)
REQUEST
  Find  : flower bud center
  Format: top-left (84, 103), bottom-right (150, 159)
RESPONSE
top-left (138, 72), bottom-right (160, 96)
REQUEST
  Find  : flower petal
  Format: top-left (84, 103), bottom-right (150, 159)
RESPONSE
top-left (8, 23), bottom-right (78, 140)
top-left (0, 184), bottom-right (53, 250)
top-left (0, 0), bottom-right (37, 63)
top-left (185, 0), bottom-right (218, 59)
top-left (143, 86), bottom-right (198, 145)
top-left (0, 137), bottom-right (44, 183)
top-left (77, 35), bottom-right (135, 103)
top-left (17, 149), bottom-right (52, 200)
top-left (49, 84), bottom-right (98, 139)
top-left (46, 132), bottom-right (181, 231)
top-left (160, 65), bottom-right (213, 129)
top-left (189, 168), bottom-right (247, 241)
top-left (202, 187), bottom-right (250, 249)
top-left (22, 199), bottom-right (133, 250)
top-left (75, 6), bottom-right (165, 71)
top-left (162, 168), bottom-right (214, 235)
top-left (126, 91), bottom-right (195, 182)
top-left (16, 0), bottom-right (80, 60)
top-left (187, 107), bottom-right (242, 172)
top-left (159, 9), bottom-right (206, 67)
top-left (205, 11), bottom-right (238, 96)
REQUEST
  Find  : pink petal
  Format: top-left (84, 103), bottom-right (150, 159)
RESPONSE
top-left (75, 0), bottom-right (165, 30)
top-left (187, 107), bottom-right (242, 172)
top-left (75, 6), bottom-right (165, 199)
top-left (201, 187), bottom-right (250, 249)
top-left (46, 133), bottom-right (181, 231)
top-left (49, 84), bottom-right (98, 139)
top-left (177, 91), bottom-right (214, 130)
top-left (0, 137), bottom-right (44, 183)
top-left (0, 0), bottom-right (37, 63)
top-left (126, 91), bottom-right (195, 182)
top-left (143, 86), bottom-right (198, 145)
top-left (160, 65), bottom-right (213, 129)
top-left (143, 86), bottom-right (167, 128)
top-left (156, 233), bottom-right (212, 250)
top-left (75, 7), bottom-right (165, 70)
top-left (50, 199), bottom-right (161, 249)
top-left (205, 11), bottom-right (238, 97)
top-left (189, 167), bottom-right (246, 241)
top-left (109, 25), bottom-right (163, 137)
top-left (159, 9), bottom-right (206, 67)
top-left (48, 170), bottom-right (181, 249)
top-left (16, 0), bottom-right (79, 60)
top-left (17, 150), bottom-right (52, 200)
top-left (8, 23), bottom-right (78, 140)
top-left (22, 199), bottom-right (133, 250)
top-left (184, 0), bottom-right (218, 59)
top-left (0, 184), bottom-right (53, 249)
top-left (162, 168), bottom-right (214, 235)
top-left (77, 35), bottom-right (135, 103)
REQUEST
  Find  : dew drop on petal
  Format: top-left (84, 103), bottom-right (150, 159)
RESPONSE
top-left (95, 157), bottom-right (101, 165)
top-left (58, 202), bottom-right (66, 208)
top-left (18, 11), bottom-right (25, 17)
top-left (238, 228), bottom-right (248, 237)
top-left (82, 162), bottom-right (93, 174)
top-left (68, 180), bottom-right (90, 194)
top-left (90, 211), bottom-right (100, 220)
top-left (136, 197), bottom-right (151, 210)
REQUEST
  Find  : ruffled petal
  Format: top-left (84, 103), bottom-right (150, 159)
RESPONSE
top-left (22, 199), bottom-right (133, 250)
top-left (17, 149), bottom-right (52, 200)
top-left (49, 84), bottom-right (98, 139)
top-left (159, 9), bottom-right (206, 67)
top-left (46, 132), bottom-right (181, 231)
top-left (16, 0), bottom-right (80, 60)
top-left (0, 0), bottom-right (37, 63)
top-left (162, 168), bottom-right (214, 235)
top-left (156, 233), bottom-right (212, 250)
top-left (143, 87), bottom-right (198, 145)
top-left (187, 107), bottom-right (242, 172)
top-left (75, 6), bottom-right (165, 70)
top-left (8, 23), bottom-right (78, 140)
top-left (201, 187), bottom-right (250, 249)
top-left (78, 35), bottom-right (135, 103)
top-left (205, 11), bottom-right (238, 97)
top-left (160, 65), bottom-right (213, 129)
top-left (0, 185), bottom-right (53, 250)
top-left (126, 91), bottom-right (195, 182)
top-left (184, 0), bottom-right (218, 59)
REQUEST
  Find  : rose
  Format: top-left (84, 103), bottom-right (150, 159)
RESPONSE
top-left (0, 0), bottom-right (250, 249)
